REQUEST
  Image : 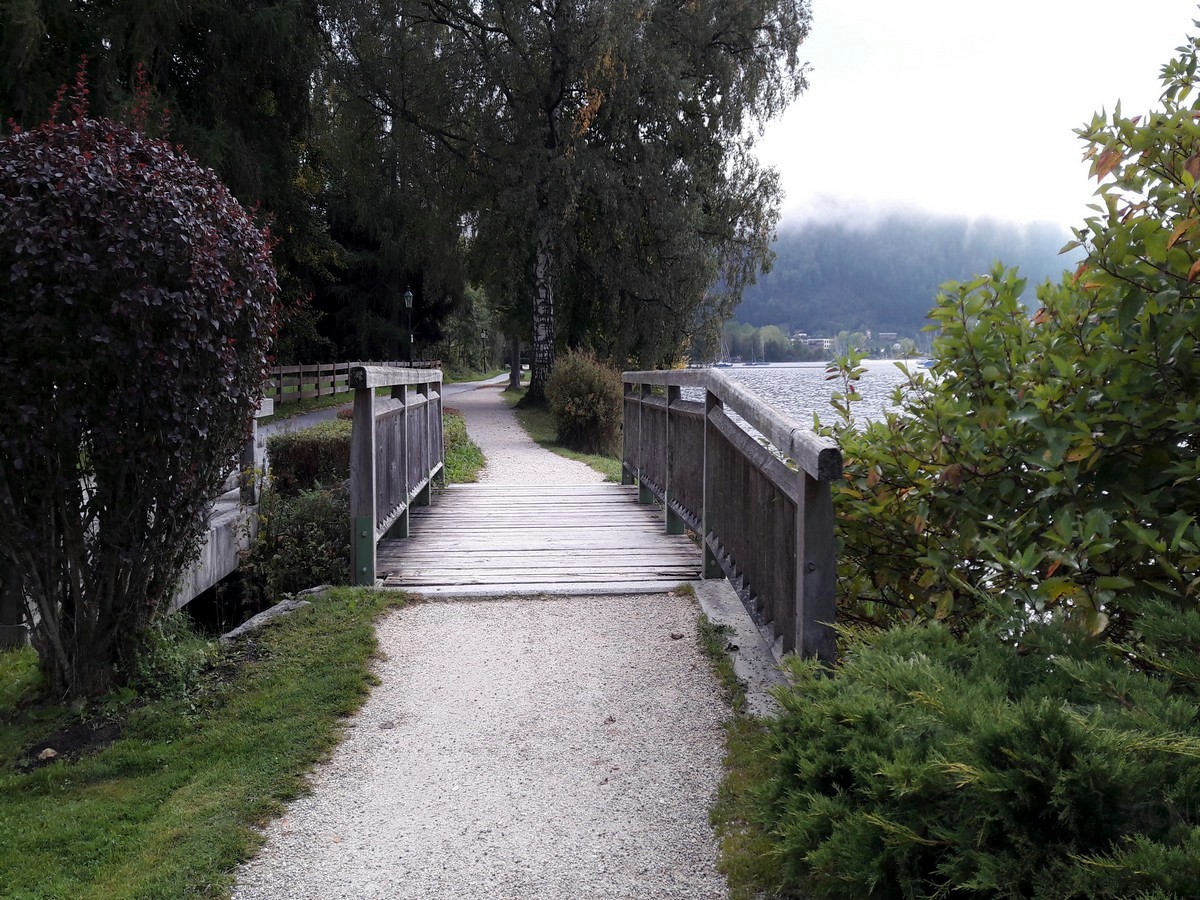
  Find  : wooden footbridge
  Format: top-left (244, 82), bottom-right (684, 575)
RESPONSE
top-left (348, 365), bottom-right (842, 663)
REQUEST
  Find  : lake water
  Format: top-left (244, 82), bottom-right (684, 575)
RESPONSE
top-left (720, 359), bottom-right (915, 426)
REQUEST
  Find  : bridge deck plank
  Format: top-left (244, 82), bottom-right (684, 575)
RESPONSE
top-left (378, 483), bottom-right (701, 591)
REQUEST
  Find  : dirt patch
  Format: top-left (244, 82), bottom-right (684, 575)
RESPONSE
top-left (21, 718), bottom-right (122, 770)
top-left (11, 637), bottom-right (269, 773)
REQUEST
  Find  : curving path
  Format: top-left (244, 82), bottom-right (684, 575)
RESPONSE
top-left (233, 385), bottom-right (731, 899)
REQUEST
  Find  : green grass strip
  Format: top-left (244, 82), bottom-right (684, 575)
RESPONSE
top-left (696, 613), bottom-right (785, 900)
top-left (500, 387), bottom-right (622, 481)
top-left (0, 588), bottom-right (400, 899)
top-left (443, 408), bottom-right (485, 483)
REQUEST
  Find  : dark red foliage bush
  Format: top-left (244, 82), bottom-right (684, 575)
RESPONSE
top-left (0, 104), bottom-right (278, 696)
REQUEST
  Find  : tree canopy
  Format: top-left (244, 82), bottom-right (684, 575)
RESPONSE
top-left (3, 1), bottom-right (812, 373)
top-left (334, 0), bottom-right (811, 397)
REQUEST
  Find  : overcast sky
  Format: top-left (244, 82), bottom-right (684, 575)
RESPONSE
top-left (756, 2), bottom-right (1200, 228)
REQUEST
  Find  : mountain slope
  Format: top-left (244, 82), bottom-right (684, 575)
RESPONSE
top-left (738, 214), bottom-right (1074, 335)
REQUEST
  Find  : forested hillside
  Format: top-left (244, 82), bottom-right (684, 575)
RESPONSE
top-left (737, 214), bottom-right (1075, 335)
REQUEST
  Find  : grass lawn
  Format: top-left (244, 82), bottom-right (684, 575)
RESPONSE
top-left (501, 387), bottom-right (622, 481)
top-left (257, 390), bottom-right (352, 425)
top-left (0, 588), bottom-right (401, 899)
top-left (443, 407), bottom-right (485, 482)
top-left (442, 366), bottom-right (508, 384)
top-left (0, 382), bottom-right (492, 898)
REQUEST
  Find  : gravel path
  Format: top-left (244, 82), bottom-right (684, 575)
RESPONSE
top-left (446, 385), bottom-right (605, 484)
top-left (233, 597), bottom-right (729, 899)
top-left (233, 388), bottom-right (731, 898)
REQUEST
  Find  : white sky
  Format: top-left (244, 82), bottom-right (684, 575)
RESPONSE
top-left (757, 1), bottom-right (1200, 228)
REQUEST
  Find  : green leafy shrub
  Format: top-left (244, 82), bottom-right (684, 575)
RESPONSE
top-left (0, 76), bottom-right (277, 697)
top-left (822, 35), bottom-right (1200, 639)
top-left (545, 349), bottom-right (623, 454)
top-left (757, 616), bottom-right (1200, 899)
top-left (241, 484), bottom-right (350, 604)
top-left (267, 419), bottom-right (352, 496)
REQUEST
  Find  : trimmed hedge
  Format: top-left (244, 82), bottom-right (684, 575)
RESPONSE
top-left (755, 615), bottom-right (1200, 899)
top-left (266, 419), bottom-right (352, 496)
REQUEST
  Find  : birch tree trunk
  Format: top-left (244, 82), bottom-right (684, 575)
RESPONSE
top-left (526, 224), bottom-right (556, 404)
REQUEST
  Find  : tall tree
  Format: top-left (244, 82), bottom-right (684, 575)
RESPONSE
top-left (1, 0), bottom-right (338, 320)
top-left (337, 0), bottom-right (810, 400)
top-left (318, 0), bottom-right (474, 358)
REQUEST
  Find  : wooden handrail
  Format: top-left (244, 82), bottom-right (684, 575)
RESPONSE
top-left (621, 368), bottom-right (842, 664)
top-left (263, 360), bottom-right (442, 406)
top-left (349, 365), bottom-right (445, 585)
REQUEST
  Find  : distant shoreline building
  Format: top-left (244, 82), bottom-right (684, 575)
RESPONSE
top-left (791, 331), bottom-right (832, 351)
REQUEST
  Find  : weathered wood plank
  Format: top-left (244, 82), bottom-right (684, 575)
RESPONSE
top-left (624, 369), bottom-right (840, 481)
top-left (623, 366), bottom-right (842, 663)
top-left (375, 480), bottom-right (701, 589)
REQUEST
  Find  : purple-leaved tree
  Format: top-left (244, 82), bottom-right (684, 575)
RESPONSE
top-left (0, 72), bottom-right (278, 697)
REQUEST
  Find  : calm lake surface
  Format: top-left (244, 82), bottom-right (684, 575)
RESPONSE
top-left (721, 359), bottom-right (914, 426)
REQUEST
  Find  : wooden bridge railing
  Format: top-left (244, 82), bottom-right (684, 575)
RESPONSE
top-left (622, 369), bottom-right (842, 664)
top-left (349, 366), bottom-right (444, 586)
top-left (266, 360), bottom-right (441, 407)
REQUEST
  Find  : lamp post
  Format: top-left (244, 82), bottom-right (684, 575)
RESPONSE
top-left (404, 288), bottom-right (413, 365)
top-left (480, 328), bottom-right (487, 371)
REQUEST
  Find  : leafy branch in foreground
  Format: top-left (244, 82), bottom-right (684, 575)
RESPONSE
top-left (822, 30), bottom-right (1200, 644)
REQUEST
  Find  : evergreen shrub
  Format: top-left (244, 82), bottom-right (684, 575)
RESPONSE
top-left (545, 349), bottom-right (623, 454)
top-left (267, 419), bottom-right (352, 496)
top-left (759, 617), bottom-right (1200, 899)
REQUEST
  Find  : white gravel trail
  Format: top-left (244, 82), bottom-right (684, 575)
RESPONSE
top-left (445, 385), bottom-right (605, 484)
top-left (233, 387), bottom-right (731, 898)
top-left (233, 597), bottom-right (729, 899)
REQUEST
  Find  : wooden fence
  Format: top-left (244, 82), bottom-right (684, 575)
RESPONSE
top-left (622, 369), bottom-right (842, 663)
top-left (349, 365), bottom-right (445, 586)
top-left (265, 360), bottom-right (440, 406)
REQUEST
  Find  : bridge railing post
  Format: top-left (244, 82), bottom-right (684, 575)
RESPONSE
top-left (350, 381), bottom-right (378, 586)
top-left (701, 386), bottom-right (723, 578)
top-left (414, 379), bottom-right (434, 505)
top-left (393, 380), bottom-right (411, 538)
top-left (665, 385), bottom-right (684, 535)
top-left (621, 382), bottom-right (637, 485)
top-left (637, 384), bottom-right (653, 504)
top-left (797, 471), bottom-right (837, 666)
